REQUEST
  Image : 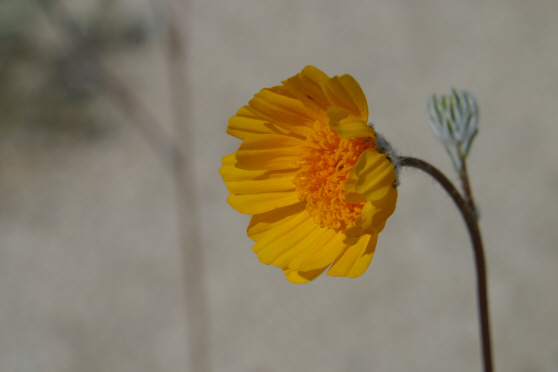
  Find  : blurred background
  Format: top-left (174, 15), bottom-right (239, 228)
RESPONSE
top-left (1, 1), bottom-right (557, 371)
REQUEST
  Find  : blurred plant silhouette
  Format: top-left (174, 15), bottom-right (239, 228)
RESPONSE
top-left (0, 0), bottom-right (151, 141)
top-left (2, 1), bottom-right (212, 371)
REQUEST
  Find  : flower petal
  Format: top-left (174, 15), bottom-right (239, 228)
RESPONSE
top-left (273, 228), bottom-right (341, 270)
top-left (227, 191), bottom-right (300, 215)
top-left (284, 227), bottom-right (346, 271)
top-left (282, 66), bottom-right (331, 120)
top-left (327, 107), bottom-right (376, 139)
top-left (344, 164), bottom-right (366, 204)
top-left (362, 186), bottom-right (397, 234)
top-left (283, 266), bottom-right (329, 284)
top-left (344, 187), bottom-right (397, 242)
top-left (250, 208), bottom-right (346, 271)
top-left (321, 74), bottom-right (369, 121)
top-left (220, 154), bottom-right (296, 194)
top-left (351, 149), bottom-right (397, 201)
top-left (344, 149), bottom-right (398, 241)
top-left (247, 203), bottom-right (306, 242)
top-left (227, 107), bottom-right (284, 140)
top-left (235, 134), bottom-right (303, 171)
top-left (326, 234), bottom-right (378, 278)
top-left (246, 87), bottom-right (315, 137)
top-left (251, 211), bottom-right (315, 263)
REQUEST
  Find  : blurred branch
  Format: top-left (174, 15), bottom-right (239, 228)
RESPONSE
top-left (157, 1), bottom-right (212, 371)
top-left (33, 0), bottom-right (185, 168)
top-left (34, 2), bottom-right (211, 371)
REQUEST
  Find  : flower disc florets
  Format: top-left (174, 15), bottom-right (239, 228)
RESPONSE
top-left (293, 120), bottom-right (375, 232)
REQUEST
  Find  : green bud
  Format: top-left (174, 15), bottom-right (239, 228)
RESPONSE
top-left (426, 89), bottom-right (478, 171)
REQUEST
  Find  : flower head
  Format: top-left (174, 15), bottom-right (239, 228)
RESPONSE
top-left (220, 66), bottom-right (398, 283)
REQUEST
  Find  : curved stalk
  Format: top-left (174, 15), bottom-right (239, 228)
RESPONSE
top-left (399, 156), bottom-right (493, 372)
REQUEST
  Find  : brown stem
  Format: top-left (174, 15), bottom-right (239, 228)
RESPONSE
top-left (459, 157), bottom-right (477, 218)
top-left (399, 156), bottom-right (493, 372)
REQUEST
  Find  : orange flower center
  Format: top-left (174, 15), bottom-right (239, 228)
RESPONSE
top-left (293, 120), bottom-right (374, 232)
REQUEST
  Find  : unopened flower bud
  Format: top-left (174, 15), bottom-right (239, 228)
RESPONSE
top-left (426, 89), bottom-right (478, 171)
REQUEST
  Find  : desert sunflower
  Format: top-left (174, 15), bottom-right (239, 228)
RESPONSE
top-left (220, 66), bottom-right (398, 283)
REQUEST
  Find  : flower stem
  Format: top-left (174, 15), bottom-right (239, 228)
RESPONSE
top-left (399, 156), bottom-right (493, 372)
top-left (459, 156), bottom-right (478, 219)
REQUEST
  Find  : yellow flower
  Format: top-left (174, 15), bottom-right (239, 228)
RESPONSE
top-left (220, 66), bottom-right (398, 283)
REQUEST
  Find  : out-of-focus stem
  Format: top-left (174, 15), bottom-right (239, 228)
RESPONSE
top-left (36, 1), bottom-right (211, 370)
top-left (163, 3), bottom-right (212, 371)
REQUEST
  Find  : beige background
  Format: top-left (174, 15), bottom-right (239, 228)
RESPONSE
top-left (1, 1), bottom-right (557, 371)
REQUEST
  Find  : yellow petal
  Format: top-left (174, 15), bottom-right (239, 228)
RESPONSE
top-left (321, 74), bottom-right (369, 121)
top-left (285, 227), bottom-right (346, 271)
top-left (221, 152), bottom-right (237, 167)
top-left (220, 154), bottom-right (296, 194)
top-left (252, 213), bottom-right (346, 271)
top-left (351, 149), bottom-right (396, 201)
top-left (363, 187), bottom-right (397, 234)
top-left (326, 234), bottom-right (378, 278)
top-left (246, 87), bottom-right (314, 137)
top-left (223, 173), bottom-right (295, 194)
top-left (227, 191), bottom-right (300, 215)
top-left (227, 107), bottom-right (284, 140)
top-left (344, 188), bottom-right (397, 242)
top-left (344, 150), bottom-right (397, 240)
top-left (283, 266), bottom-right (329, 284)
top-left (344, 165), bottom-right (366, 204)
top-left (235, 134), bottom-right (303, 171)
top-left (247, 203), bottom-right (306, 242)
top-left (282, 66), bottom-right (330, 120)
top-left (327, 107), bottom-right (376, 139)
top-left (252, 212), bottom-right (319, 266)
